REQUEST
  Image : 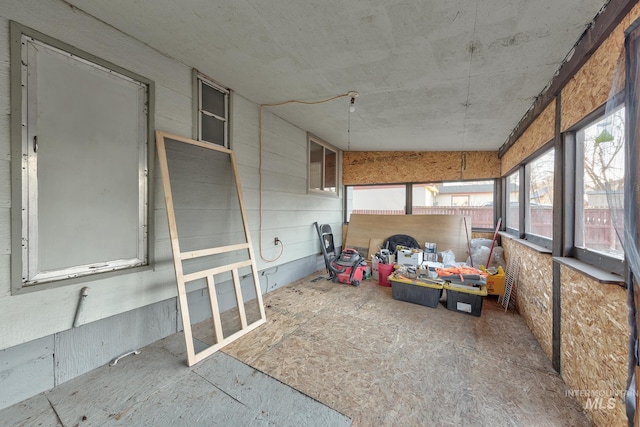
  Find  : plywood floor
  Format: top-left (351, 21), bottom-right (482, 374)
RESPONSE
top-left (220, 273), bottom-right (593, 427)
top-left (1, 272), bottom-right (593, 426)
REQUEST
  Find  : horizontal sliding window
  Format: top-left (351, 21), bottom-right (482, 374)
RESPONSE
top-left (412, 181), bottom-right (494, 229)
top-left (345, 184), bottom-right (406, 221)
top-left (309, 134), bottom-right (340, 195)
top-left (345, 180), bottom-right (495, 228)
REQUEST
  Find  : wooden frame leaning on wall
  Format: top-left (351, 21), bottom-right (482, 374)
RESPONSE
top-left (155, 131), bottom-right (266, 366)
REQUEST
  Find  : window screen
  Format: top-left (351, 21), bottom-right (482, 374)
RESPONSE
top-left (13, 30), bottom-right (150, 287)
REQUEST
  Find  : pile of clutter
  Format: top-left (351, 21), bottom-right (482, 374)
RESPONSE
top-left (370, 234), bottom-right (502, 317)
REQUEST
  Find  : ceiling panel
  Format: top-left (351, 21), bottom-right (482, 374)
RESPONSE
top-left (67, 0), bottom-right (609, 151)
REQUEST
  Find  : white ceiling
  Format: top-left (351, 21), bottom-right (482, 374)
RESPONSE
top-left (66, 0), bottom-right (608, 152)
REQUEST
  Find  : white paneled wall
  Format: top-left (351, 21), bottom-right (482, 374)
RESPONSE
top-left (0, 0), bottom-right (342, 363)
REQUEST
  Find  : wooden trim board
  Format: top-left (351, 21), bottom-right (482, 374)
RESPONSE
top-left (156, 131), bottom-right (266, 367)
top-left (345, 214), bottom-right (470, 263)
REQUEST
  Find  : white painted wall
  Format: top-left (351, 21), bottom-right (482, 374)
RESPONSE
top-left (0, 0), bottom-right (342, 352)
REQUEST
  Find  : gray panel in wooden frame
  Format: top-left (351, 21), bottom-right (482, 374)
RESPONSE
top-left (155, 131), bottom-right (265, 366)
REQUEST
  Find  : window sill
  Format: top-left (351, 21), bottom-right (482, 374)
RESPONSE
top-left (553, 257), bottom-right (626, 286)
top-left (499, 232), bottom-right (552, 254)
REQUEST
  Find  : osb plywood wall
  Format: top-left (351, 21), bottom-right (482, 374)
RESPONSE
top-left (342, 151), bottom-right (500, 185)
top-left (561, 3), bottom-right (640, 132)
top-left (560, 265), bottom-right (629, 427)
top-left (502, 238), bottom-right (554, 360)
top-left (501, 101), bottom-right (555, 174)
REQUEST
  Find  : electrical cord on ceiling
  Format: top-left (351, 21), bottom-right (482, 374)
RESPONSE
top-left (258, 92), bottom-right (356, 262)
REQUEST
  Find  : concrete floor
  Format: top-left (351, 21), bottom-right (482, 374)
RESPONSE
top-left (0, 273), bottom-right (592, 426)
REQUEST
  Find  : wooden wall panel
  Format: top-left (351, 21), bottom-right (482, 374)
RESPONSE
top-left (560, 265), bottom-right (628, 427)
top-left (501, 101), bottom-right (555, 174)
top-left (561, 3), bottom-right (640, 132)
top-left (343, 151), bottom-right (500, 186)
top-left (502, 238), bottom-right (554, 360)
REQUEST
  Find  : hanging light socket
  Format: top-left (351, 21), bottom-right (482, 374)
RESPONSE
top-left (348, 91), bottom-right (359, 113)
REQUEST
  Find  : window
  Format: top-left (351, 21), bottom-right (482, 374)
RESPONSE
top-left (505, 171), bottom-right (520, 233)
top-left (195, 72), bottom-right (229, 147)
top-left (308, 135), bottom-right (339, 195)
top-left (526, 148), bottom-right (555, 240)
top-left (11, 24), bottom-right (151, 289)
top-left (345, 184), bottom-right (407, 221)
top-left (413, 181), bottom-right (495, 229)
top-left (575, 105), bottom-right (625, 261)
top-left (344, 180), bottom-right (496, 228)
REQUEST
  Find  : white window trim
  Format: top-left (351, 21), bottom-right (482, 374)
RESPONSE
top-left (308, 133), bottom-right (340, 196)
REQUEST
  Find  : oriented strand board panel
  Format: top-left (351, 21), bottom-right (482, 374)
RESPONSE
top-left (222, 275), bottom-right (592, 426)
top-left (343, 151), bottom-right (499, 185)
top-left (344, 214), bottom-right (469, 263)
top-left (460, 151), bottom-right (501, 180)
top-left (502, 238), bottom-right (554, 360)
top-left (562, 3), bottom-right (640, 132)
top-left (501, 101), bottom-right (556, 174)
top-left (560, 265), bottom-right (629, 427)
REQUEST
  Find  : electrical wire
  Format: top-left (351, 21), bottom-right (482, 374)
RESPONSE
top-left (258, 92), bottom-right (352, 262)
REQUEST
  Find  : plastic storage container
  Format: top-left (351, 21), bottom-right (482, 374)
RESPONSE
top-left (390, 276), bottom-right (444, 308)
top-left (444, 283), bottom-right (487, 317)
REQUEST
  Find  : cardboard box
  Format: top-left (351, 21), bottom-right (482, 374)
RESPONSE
top-left (444, 283), bottom-right (487, 317)
top-left (390, 275), bottom-right (443, 308)
top-left (397, 248), bottom-right (423, 266)
top-left (481, 266), bottom-right (505, 296)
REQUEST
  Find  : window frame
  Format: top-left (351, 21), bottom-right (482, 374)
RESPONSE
top-left (9, 22), bottom-right (155, 293)
top-left (193, 70), bottom-right (230, 148)
top-left (566, 102), bottom-right (626, 276)
top-left (308, 133), bottom-right (340, 196)
top-left (504, 167), bottom-right (523, 238)
top-left (344, 179), bottom-right (497, 230)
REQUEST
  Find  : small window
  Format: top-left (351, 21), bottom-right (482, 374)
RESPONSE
top-left (308, 135), bottom-right (339, 195)
top-left (506, 171), bottom-right (520, 232)
top-left (526, 148), bottom-right (554, 240)
top-left (196, 73), bottom-right (229, 147)
top-left (575, 106), bottom-right (625, 260)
